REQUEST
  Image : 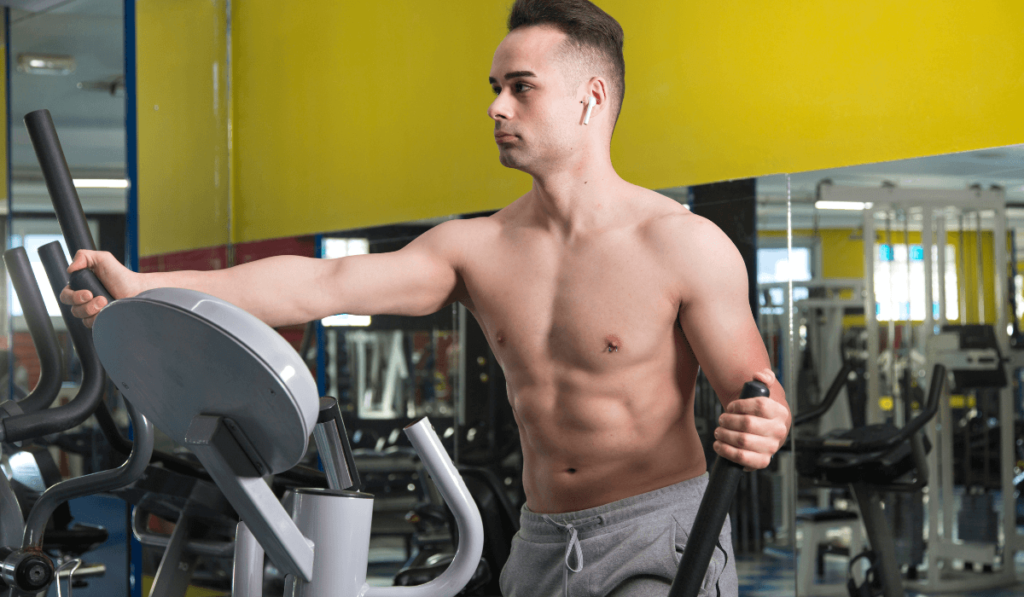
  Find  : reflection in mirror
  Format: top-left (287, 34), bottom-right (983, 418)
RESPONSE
top-left (757, 146), bottom-right (1024, 597)
top-left (1, 3), bottom-right (132, 596)
top-left (4, 6), bottom-right (128, 415)
top-left (5, 0), bottom-right (127, 405)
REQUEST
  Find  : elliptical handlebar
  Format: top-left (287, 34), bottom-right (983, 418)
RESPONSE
top-left (0, 109), bottom-right (122, 442)
top-left (791, 361), bottom-right (855, 427)
top-left (23, 109), bottom-right (113, 303)
top-left (668, 379), bottom-right (771, 597)
top-left (22, 398), bottom-right (154, 550)
top-left (0, 243), bottom-right (107, 443)
top-left (2, 247), bottom-right (62, 413)
top-left (793, 364), bottom-right (946, 454)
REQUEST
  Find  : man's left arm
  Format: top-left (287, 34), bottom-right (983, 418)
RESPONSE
top-left (668, 216), bottom-right (791, 470)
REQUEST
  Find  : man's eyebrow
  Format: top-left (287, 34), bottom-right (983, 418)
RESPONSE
top-left (488, 70), bottom-right (538, 84)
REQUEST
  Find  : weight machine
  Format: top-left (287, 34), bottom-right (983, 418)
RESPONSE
top-left (819, 183), bottom-right (1021, 593)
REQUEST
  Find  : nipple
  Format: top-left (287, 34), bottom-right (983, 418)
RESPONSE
top-left (605, 335), bottom-right (621, 353)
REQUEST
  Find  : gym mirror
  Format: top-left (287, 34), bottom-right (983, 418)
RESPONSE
top-left (766, 145), bottom-right (1024, 597)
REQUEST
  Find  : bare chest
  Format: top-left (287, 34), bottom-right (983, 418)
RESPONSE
top-left (461, 234), bottom-right (680, 373)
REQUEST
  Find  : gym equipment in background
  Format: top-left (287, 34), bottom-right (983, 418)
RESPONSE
top-left (793, 364), bottom-right (946, 597)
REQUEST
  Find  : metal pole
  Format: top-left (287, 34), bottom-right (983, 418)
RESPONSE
top-left (864, 207), bottom-right (881, 424)
top-left (958, 213), bottom-right (967, 324)
top-left (937, 215), bottom-right (947, 326)
top-left (887, 211), bottom-right (898, 420)
top-left (851, 484), bottom-right (907, 597)
top-left (991, 199), bottom-right (1018, 561)
top-left (901, 210), bottom-right (913, 425)
top-left (922, 208), bottom-right (934, 344)
top-left (976, 211), bottom-right (986, 323)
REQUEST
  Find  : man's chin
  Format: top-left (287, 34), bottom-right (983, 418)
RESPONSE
top-left (498, 151), bottom-right (533, 173)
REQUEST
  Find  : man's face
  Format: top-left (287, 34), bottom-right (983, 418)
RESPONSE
top-left (488, 26), bottom-right (582, 174)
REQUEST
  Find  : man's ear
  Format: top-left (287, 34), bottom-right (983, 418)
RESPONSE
top-left (579, 77), bottom-right (609, 125)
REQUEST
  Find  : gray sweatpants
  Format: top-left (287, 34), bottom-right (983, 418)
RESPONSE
top-left (499, 474), bottom-right (738, 597)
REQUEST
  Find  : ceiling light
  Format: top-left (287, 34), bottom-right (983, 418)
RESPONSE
top-left (17, 53), bottom-right (75, 76)
top-left (814, 200), bottom-right (873, 210)
top-left (73, 179), bottom-right (129, 189)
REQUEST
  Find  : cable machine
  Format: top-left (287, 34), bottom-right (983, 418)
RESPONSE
top-left (820, 183), bottom-right (1020, 593)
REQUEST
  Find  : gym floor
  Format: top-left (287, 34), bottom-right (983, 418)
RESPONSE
top-left (736, 549), bottom-right (1024, 596)
top-left (367, 537), bottom-right (1024, 595)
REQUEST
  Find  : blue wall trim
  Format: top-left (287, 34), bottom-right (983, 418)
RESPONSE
top-left (123, 4), bottom-right (142, 595)
top-left (124, 0), bottom-right (138, 273)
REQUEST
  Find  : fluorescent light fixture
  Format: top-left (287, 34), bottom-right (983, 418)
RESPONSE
top-left (17, 53), bottom-right (75, 76)
top-left (814, 200), bottom-right (873, 211)
top-left (74, 179), bottom-right (129, 189)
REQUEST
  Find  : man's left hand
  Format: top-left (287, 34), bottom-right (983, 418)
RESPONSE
top-left (712, 368), bottom-right (791, 471)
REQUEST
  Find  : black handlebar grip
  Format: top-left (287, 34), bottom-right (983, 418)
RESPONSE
top-left (24, 110), bottom-right (97, 256)
top-left (3, 248), bottom-right (63, 413)
top-left (0, 242), bottom-right (107, 443)
top-left (668, 380), bottom-right (771, 597)
top-left (69, 268), bottom-right (114, 303)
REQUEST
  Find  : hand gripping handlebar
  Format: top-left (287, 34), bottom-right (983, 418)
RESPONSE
top-left (668, 379), bottom-right (770, 597)
top-left (23, 109), bottom-right (112, 303)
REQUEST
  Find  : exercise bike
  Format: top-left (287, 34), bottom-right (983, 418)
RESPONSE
top-left (789, 361), bottom-right (947, 597)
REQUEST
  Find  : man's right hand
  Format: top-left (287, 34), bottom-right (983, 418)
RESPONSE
top-left (59, 250), bottom-right (143, 328)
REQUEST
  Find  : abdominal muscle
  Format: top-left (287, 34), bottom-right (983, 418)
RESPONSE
top-left (511, 358), bottom-right (708, 514)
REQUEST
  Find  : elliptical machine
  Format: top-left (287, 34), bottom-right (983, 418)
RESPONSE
top-left (31, 106), bottom-right (760, 597)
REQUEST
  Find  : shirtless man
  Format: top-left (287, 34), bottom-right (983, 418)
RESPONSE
top-left (63, 1), bottom-right (790, 595)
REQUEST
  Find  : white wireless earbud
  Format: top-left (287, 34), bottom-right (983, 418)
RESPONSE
top-left (583, 96), bottom-right (596, 125)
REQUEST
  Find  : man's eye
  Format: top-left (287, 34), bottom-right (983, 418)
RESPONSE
top-left (514, 82), bottom-right (530, 93)
top-left (492, 86), bottom-right (501, 95)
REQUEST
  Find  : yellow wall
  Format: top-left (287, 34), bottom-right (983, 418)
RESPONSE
top-left (136, 0), bottom-right (229, 256)
top-left (230, 2), bottom-right (516, 244)
top-left (139, 1), bottom-right (1024, 252)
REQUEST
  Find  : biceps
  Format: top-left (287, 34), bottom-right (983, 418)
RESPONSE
top-left (321, 250), bottom-right (459, 317)
top-left (679, 271), bottom-right (769, 401)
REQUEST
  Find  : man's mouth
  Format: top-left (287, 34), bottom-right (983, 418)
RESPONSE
top-left (495, 132), bottom-right (517, 144)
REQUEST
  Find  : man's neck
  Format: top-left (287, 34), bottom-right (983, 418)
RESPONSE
top-left (527, 152), bottom-right (628, 237)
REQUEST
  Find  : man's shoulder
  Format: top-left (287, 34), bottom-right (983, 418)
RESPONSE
top-left (640, 197), bottom-right (731, 252)
top-left (426, 214), bottom-right (501, 241)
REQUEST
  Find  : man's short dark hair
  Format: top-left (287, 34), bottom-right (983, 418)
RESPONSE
top-left (507, 0), bottom-right (625, 127)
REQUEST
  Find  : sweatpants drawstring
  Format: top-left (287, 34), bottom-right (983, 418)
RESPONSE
top-left (542, 516), bottom-right (584, 597)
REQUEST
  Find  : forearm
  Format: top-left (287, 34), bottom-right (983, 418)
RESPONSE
top-left (139, 256), bottom-right (328, 327)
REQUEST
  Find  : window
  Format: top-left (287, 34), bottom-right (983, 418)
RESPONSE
top-left (874, 244), bottom-right (958, 321)
top-left (758, 247), bottom-right (812, 307)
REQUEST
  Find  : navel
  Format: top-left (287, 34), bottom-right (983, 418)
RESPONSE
top-left (567, 468), bottom-right (577, 474)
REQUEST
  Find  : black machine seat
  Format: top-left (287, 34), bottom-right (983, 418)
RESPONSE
top-left (797, 424), bottom-right (932, 486)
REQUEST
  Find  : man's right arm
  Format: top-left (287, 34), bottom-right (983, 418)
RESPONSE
top-left (61, 219), bottom-right (470, 328)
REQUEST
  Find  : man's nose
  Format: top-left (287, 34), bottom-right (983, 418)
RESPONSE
top-left (488, 93), bottom-right (511, 121)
